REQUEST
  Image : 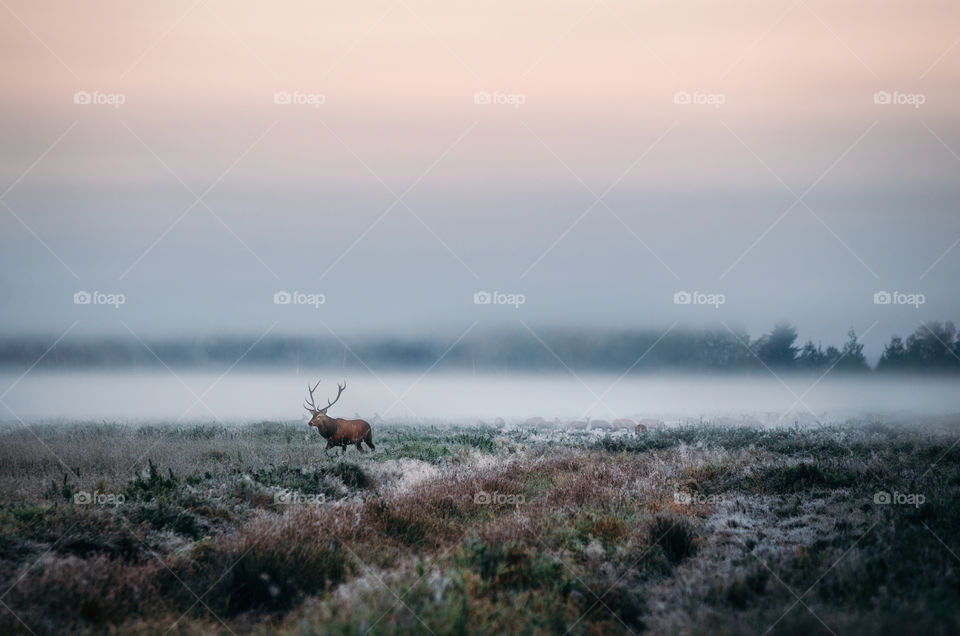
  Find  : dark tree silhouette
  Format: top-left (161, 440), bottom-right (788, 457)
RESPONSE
top-left (823, 345), bottom-right (841, 367)
top-left (904, 321), bottom-right (958, 371)
top-left (753, 323), bottom-right (799, 369)
top-left (835, 328), bottom-right (869, 372)
top-left (797, 340), bottom-right (826, 370)
top-left (698, 329), bottom-right (754, 370)
top-left (877, 335), bottom-right (907, 371)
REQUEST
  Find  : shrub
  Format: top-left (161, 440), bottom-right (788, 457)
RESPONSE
top-left (44, 472), bottom-right (78, 502)
top-left (129, 501), bottom-right (202, 538)
top-left (749, 462), bottom-right (857, 494)
top-left (452, 432), bottom-right (497, 454)
top-left (329, 461), bottom-right (370, 489)
top-left (180, 511), bottom-right (349, 615)
top-left (648, 515), bottom-right (698, 564)
top-left (574, 511), bottom-right (629, 546)
top-left (461, 539), bottom-right (569, 593)
top-left (253, 462), bottom-right (370, 493)
top-left (363, 497), bottom-right (429, 548)
top-left (2, 555), bottom-right (162, 630)
top-left (124, 460), bottom-right (180, 502)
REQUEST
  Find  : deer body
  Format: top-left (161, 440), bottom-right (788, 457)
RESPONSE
top-left (304, 381), bottom-right (375, 455)
top-left (312, 414), bottom-right (374, 453)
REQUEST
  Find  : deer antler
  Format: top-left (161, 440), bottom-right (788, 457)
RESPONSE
top-left (326, 381), bottom-right (346, 410)
top-left (304, 380), bottom-right (322, 414)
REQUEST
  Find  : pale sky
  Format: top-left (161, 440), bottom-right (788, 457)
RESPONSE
top-left (1, 0), bottom-right (959, 357)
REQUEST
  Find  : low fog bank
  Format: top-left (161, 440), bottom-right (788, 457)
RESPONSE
top-left (2, 371), bottom-right (958, 423)
top-left (3, 321), bottom-right (960, 374)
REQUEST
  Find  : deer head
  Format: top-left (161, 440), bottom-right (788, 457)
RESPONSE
top-left (304, 380), bottom-right (346, 436)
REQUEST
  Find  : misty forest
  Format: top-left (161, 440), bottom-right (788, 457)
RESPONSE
top-left (3, 321), bottom-right (960, 373)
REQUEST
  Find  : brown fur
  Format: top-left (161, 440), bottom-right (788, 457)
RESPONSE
top-left (308, 413), bottom-right (375, 455)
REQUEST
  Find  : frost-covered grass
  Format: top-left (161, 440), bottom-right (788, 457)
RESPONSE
top-left (1, 417), bottom-right (959, 634)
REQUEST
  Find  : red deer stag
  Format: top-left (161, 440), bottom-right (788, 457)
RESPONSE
top-left (304, 380), bottom-right (375, 455)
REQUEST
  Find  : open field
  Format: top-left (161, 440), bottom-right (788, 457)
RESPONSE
top-left (1, 418), bottom-right (959, 635)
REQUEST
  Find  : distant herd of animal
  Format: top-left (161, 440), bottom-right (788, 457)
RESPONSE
top-left (303, 380), bottom-right (663, 456)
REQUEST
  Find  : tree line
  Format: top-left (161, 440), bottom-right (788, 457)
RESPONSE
top-left (0, 322), bottom-right (957, 373)
top-left (708, 321), bottom-right (960, 373)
